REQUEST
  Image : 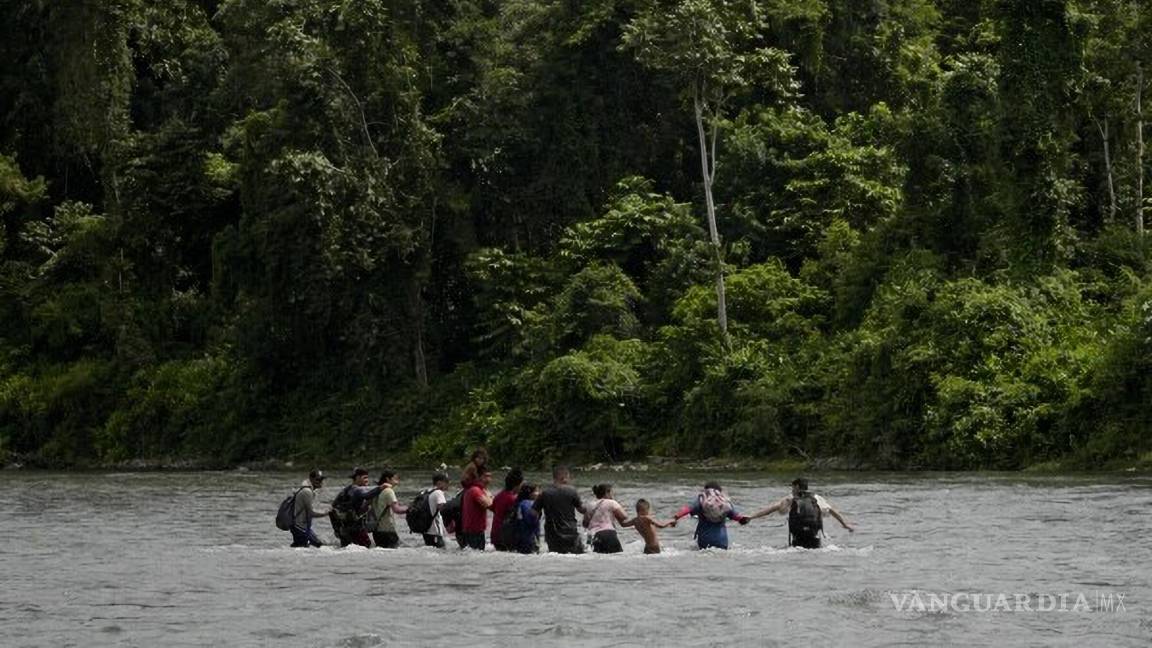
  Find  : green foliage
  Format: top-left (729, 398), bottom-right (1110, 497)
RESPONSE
top-left (622, 0), bottom-right (797, 102)
top-left (532, 336), bottom-right (653, 461)
top-left (546, 263), bottom-right (643, 352)
top-left (0, 359), bottom-right (118, 463)
top-left (819, 269), bottom-right (1102, 467)
top-left (98, 356), bottom-right (235, 462)
top-left (1063, 287), bottom-right (1152, 463)
top-left (723, 105), bottom-right (906, 263)
top-left (464, 247), bottom-right (559, 360)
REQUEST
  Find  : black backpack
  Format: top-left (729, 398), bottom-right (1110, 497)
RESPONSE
top-left (406, 489), bottom-right (435, 533)
top-left (499, 500), bottom-right (523, 548)
top-left (329, 485), bottom-right (365, 530)
top-left (439, 490), bottom-right (464, 531)
top-left (275, 487), bottom-right (305, 531)
top-left (788, 492), bottom-right (823, 542)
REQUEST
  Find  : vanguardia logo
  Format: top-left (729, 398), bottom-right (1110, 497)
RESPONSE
top-left (888, 591), bottom-right (1129, 613)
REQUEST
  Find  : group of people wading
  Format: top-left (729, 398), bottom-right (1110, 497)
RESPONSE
top-left (278, 449), bottom-right (856, 554)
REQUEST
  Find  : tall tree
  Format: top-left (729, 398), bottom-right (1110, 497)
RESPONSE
top-left (622, 0), bottom-right (793, 345)
top-left (994, 0), bottom-right (1086, 268)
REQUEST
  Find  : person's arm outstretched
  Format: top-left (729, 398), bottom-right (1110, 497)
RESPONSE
top-left (727, 507), bottom-right (751, 525)
top-left (749, 497), bottom-right (789, 520)
top-left (612, 504), bottom-right (628, 526)
top-left (826, 506), bottom-right (854, 532)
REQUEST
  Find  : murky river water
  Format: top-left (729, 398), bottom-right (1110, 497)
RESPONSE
top-left (1, 470), bottom-right (1149, 647)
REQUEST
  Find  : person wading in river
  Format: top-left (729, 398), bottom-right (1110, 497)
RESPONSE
top-left (367, 469), bottom-right (408, 549)
top-left (533, 465), bottom-right (587, 554)
top-left (490, 467), bottom-right (523, 551)
top-left (290, 469), bottom-right (328, 547)
top-left (671, 481), bottom-right (751, 550)
top-left (582, 483), bottom-right (628, 554)
top-left (329, 468), bottom-right (384, 548)
top-left (749, 477), bottom-right (855, 549)
top-left (460, 468), bottom-right (494, 550)
top-left (621, 498), bottom-right (675, 554)
top-left (420, 472), bottom-right (451, 549)
top-left (509, 482), bottom-right (542, 554)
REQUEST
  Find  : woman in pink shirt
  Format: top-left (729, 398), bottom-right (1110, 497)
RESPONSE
top-left (582, 483), bottom-right (628, 553)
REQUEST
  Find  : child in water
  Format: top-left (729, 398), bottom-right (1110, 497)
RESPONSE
top-left (512, 483), bottom-right (542, 554)
top-left (622, 499), bottom-right (675, 554)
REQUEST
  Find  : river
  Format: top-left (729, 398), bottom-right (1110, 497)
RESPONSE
top-left (1, 470), bottom-right (1149, 647)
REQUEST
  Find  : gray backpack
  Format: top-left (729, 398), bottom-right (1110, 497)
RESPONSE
top-left (275, 487), bottom-right (305, 530)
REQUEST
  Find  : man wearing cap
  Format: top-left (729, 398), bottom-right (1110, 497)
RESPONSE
top-left (291, 469), bottom-right (329, 548)
top-left (330, 467), bottom-right (385, 547)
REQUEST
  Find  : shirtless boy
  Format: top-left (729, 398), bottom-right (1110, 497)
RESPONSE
top-left (622, 499), bottom-right (675, 554)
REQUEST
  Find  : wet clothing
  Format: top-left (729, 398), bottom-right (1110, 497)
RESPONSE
top-left (290, 480), bottom-right (326, 547)
top-left (426, 488), bottom-right (447, 538)
top-left (546, 535), bottom-right (584, 554)
top-left (791, 534), bottom-right (821, 549)
top-left (769, 493), bottom-right (833, 548)
top-left (591, 529), bottom-right (623, 554)
top-left (534, 484), bottom-right (584, 552)
top-left (678, 499), bottom-right (748, 550)
top-left (461, 485), bottom-right (490, 534)
top-left (460, 532), bottom-right (486, 551)
top-left (292, 481), bottom-right (326, 530)
top-left (490, 490), bottom-right (518, 550)
top-left (372, 531), bottom-right (400, 549)
top-left (423, 534), bottom-right (446, 549)
top-left (291, 525), bottom-right (323, 548)
top-left (513, 500), bottom-right (541, 554)
top-left (585, 498), bottom-right (624, 554)
top-left (368, 485), bottom-right (399, 534)
top-left (585, 499), bottom-right (625, 533)
top-left (331, 484), bottom-right (383, 548)
top-left (784, 492), bottom-right (828, 548)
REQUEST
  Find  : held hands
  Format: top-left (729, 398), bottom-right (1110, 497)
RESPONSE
top-left (736, 516), bottom-right (751, 526)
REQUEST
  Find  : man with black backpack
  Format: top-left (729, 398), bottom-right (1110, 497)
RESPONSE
top-left (329, 467), bottom-right (385, 548)
top-left (750, 477), bottom-right (855, 548)
top-left (406, 472), bottom-right (450, 548)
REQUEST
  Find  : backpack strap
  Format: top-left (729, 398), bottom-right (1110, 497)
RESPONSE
top-left (289, 486), bottom-right (306, 521)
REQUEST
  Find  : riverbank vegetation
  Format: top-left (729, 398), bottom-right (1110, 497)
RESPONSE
top-left (2, 0), bottom-right (1151, 470)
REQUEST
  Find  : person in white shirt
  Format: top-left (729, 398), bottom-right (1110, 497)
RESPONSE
top-left (422, 473), bottom-right (451, 549)
top-left (750, 478), bottom-right (855, 548)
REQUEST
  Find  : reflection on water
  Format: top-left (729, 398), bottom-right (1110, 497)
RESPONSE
top-left (0, 471), bottom-right (1150, 647)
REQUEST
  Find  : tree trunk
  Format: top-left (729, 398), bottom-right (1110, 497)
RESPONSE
top-left (1138, 65), bottom-right (1145, 236)
top-left (694, 90), bottom-right (729, 346)
top-left (409, 276), bottom-right (429, 388)
top-left (1096, 117), bottom-right (1117, 222)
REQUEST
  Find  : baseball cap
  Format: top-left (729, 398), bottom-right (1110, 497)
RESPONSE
top-left (308, 469), bottom-right (326, 482)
